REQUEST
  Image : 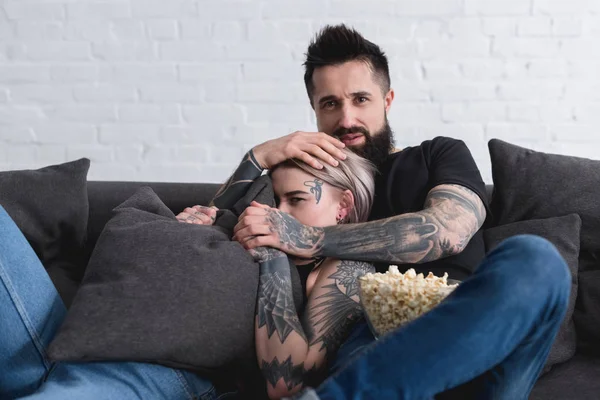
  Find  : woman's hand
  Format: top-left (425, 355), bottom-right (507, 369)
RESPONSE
top-left (176, 205), bottom-right (218, 225)
top-left (233, 201), bottom-right (324, 259)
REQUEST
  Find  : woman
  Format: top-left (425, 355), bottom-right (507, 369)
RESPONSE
top-left (0, 148), bottom-right (376, 400)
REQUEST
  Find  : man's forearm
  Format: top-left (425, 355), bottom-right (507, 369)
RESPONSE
top-left (210, 150), bottom-right (263, 209)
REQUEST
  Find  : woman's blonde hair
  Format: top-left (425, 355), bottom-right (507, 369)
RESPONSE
top-left (273, 148), bottom-right (377, 223)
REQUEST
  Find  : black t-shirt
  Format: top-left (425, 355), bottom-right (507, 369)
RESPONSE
top-left (368, 136), bottom-right (491, 281)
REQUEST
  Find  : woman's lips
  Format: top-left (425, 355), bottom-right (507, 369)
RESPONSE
top-left (341, 134), bottom-right (364, 145)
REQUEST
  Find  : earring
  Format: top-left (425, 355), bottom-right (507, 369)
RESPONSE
top-left (336, 216), bottom-right (344, 224)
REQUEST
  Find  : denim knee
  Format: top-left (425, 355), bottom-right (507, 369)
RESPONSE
top-left (493, 234), bottom-right (571, 300)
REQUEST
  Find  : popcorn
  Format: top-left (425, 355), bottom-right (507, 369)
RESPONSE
top-left (359, 266), bottom-right (458, 336)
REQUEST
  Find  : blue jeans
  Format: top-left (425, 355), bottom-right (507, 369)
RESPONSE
top-left (294, 234), bottom-right (571, 400)
top-left (0, 205), bottom-right (233, 400)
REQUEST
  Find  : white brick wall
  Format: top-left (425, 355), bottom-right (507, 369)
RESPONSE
top-left (1, 0), bottom-right (598, 184)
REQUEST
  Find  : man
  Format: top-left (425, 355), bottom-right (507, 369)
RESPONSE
top-left (180, 25), bottom-right (570, 399)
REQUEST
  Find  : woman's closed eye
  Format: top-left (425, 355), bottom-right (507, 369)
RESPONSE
top-left (289, 197), bottom-right (305, 205)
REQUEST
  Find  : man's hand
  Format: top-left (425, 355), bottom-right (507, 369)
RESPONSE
top-left (252, 131), bottom-right (346, 170)
top-left (233, 201), bottom-right (324, 259)
top-left (176, 205), bottom-right (218, 225)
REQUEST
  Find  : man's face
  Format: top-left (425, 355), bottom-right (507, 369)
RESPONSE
top-left (310, 60), bottom-right (395, 165)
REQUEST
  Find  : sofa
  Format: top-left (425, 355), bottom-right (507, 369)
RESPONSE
top-left (2, 138), bottom-right (600, 399)
top-left (66, 179), bottom-right (597, 399)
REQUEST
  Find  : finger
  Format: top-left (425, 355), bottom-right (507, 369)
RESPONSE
top-left (250, 201), bottom-right (271, 209)
top-left (317, 138), bottom-right (348, 161)
top-left (244, 235), bottom-right (278, 250)
top-left (192, 205), bottom-right (217, 218)
top-left (293, 149), bottom-right (323, 169)
top-left (192, 212), bottom-right (213, 224)
top-left (305, 144), bottom-right (340, 167)
top-left (234, 215), bottom-right (264, 233)
top-left (233, 225), bottom-right (272, 243)
top-left (318, 132), bottom-right (346, 148)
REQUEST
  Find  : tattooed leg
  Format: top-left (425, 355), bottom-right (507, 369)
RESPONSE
top-left (210, 150), bottom-right (263, 209)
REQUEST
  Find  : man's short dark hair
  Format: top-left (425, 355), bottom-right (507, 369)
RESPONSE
top-left (303, 24), bottom-right (391, 102)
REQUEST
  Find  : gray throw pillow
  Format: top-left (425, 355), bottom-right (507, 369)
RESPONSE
top-left (48, 185), bottom-right (302, 373)
top-left (488, 139), bottom-right (600, 352)
top-left (0, 159), bottom-right (90, 307)
top-left (484, 214), bottom-right (581, 373)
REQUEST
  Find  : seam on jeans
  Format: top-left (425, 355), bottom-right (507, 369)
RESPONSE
top-left (174, 369), bottom-right (205, 400)
top-left (0, 259), bottom-right (52, 371)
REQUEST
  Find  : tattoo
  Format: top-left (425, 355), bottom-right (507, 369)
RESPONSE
top-left (304, 179), bottom-right (324, 204)
top-left (261, 356), bottom-right (318, 391)
top-left (251, 246), bottom-right (287, 263)
top-left (317, 184), bottom-right (487, 264)
top-left (305, 261), bottom-right (374, 353)
top-left (266, 209), bottom-right (324, 251)
top-left (257, 257), bottom-right (306, 343)
top-left (211, 150), bottom-right (263, 208)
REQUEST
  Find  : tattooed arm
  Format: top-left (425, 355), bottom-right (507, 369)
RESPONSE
top-left (252, 247), bottom-right (374, 399)
top-left (237, 184), bottom-right (487, 264)
top-left (210, 150), bottom-right (263, 209)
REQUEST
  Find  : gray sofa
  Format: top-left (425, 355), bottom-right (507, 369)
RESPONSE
top-left (61, 180), bottom-right (599, 399)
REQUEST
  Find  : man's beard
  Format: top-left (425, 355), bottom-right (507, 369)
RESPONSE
top-left (333, 118), bottom-right (395, 167)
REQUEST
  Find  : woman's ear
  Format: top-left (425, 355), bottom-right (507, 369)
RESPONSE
top-left (337, 189), bottom-right (355, 222)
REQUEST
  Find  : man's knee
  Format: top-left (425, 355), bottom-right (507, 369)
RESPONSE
top-left (493, 234), bottom-right (571, 297)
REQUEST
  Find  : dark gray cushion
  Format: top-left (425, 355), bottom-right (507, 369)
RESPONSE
top-left (489, 139), bottom-right (600, 351)
top-left (531, 353), bottom-right (600, 400)
top-left (48, 182), bottom-right (301, 373)
top-left (0, 159), bottom-right (90, 307)
top-left (484, 214), bottom-right (581, 372)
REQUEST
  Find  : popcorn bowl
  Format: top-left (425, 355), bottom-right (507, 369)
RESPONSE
top-left (358, 266), bottom-right (460, 338)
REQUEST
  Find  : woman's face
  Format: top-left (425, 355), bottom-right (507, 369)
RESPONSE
top-left (271, 165), bottom-right (349, 227)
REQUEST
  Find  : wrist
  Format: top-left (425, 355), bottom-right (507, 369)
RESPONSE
top-left (251, 145), bottom-right (268, 169)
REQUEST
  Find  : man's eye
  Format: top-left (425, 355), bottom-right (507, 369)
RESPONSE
top-left (357, 96), bottom-right (368, 103)
top-left (323, 101), bottom-right (336, 110)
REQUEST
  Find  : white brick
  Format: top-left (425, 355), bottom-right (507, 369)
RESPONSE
top-left (419, 124), bottom-right (485, 143)
top-left (3, 144), bottom-right (37, 163)
top-left (552, 18), bottom-right (582, 36)
top-left (224, 42), bottom-right (290, 61)
top-left (527, 60), bottom-right (568, 78)
top-left (66, 1), bottom-right (131, 19)
top-left (139, 84), bottom-right (202, 103)
top-left (23, 42), bottom-right (91, 61)
top-left (421, 62), bottom-right (462, 81)
top-left (245, 104), bottom-right (311, 124)
top-left (564, 83), bottom-right (600, 101)
top-left (0, 127), bottom-right (36, 143)
top-left (88, 164), bottom-right (138, 181)
top-left (430, 84), bottom-right (497, 101)
top-left (36, 145), bottom-right (68, 165)
top-left (136, 164), bottom-right (203, 183)
top-left (131, 0), bottom-right (197, 18)
top-left (237, 83), bottom-right (306, 103)
top-left (213, 21), bottom-right (244, 42)
top-left (159, 42), bottom-right (223, 61)
top-left (394, 0), bottom-right (463, 16)
top-left (394, 61), bottom-right (425, 81)
top-left (73, 84), bottom-right (137, 103)
top-left (179, 20), bottom-right (212, 39)
top-left (582, 17), bottom-right (600, 36)
top-left (10, 85), bottom-right (73, 103)
top-left (242, 62), bottom-right (302, 81)
top-left (112, 21), bottom-right (146, 41)
top-left (161, 126), bottom-right (235, 144)
top-left (419, 37), bottom-right (490, 59)
top-left (550, 124), bottom-right (598, 142)
top-left (99, 125), bottom-right (161, 145)
top-left (202, 81), bottom-right (238, 102)
top-left (263, 1), bottom-right (328, 19)
top-left (14, 21), bottom-right (63, 40)
top-left (497, 83), bottom-right (564, 101)
top-left (517, 17), bottom-right (552, 36)
top-left (198, 1), bottom-right (260, 20)
top-left (1, 43), bottom-right (27, 61)
top-left (392, 104), bottom-right (441, 123)
top-left (0, 106), bottom-right (46, 124)
top-left (92, 43), bottom-right (157, 62)
top-left (118, 105), bottom-right (181, 124)
top-left (327, 1), bottom-right (395, 18)
top-left (442, 103), bottom-right (507, 122)
top-left (63, 21), bottom-right (111, 41)
top-left (67, 146), bottom-right (114, 163)
top-left (486, 123), bottom-right (548, 141)
top-left (393, 84), bottom-right (431, 101)
top-left (33, 124), bottom-right (97, 144)
top-left (460, 60), bottom-right (507, 80)
top-left (0, 22), bottom-right (13, 39)
top-left (4, 1), bottom-right (66, 20)
top-left (507, 104), bottom-right (540, 122)
top-left (466, 0), bottom-right (530, 16)
top-left (447, 18), bottom-right (483, 37)
top-left (179, 63), bottom-right (241, 82)
top-left (539, 104), bottom-right (575, 123)
top-left (114, 145), bottom-right (144, 163)
top-left (569, 61), bottom-right (600, 79)
top-left (0, 90), bottom-right (8, 103)
top-left (534, 0), bottom-right (593, 15)
top-left (183, 104), bottom-right (245, 124)
top-left (44, 105), bottom-right (116, 124)
top-left (543, 142), bottom-right (600, 160)
top-left (51, 65), bottom-right (98, 82)
top-left (492, 38), bottom-right (560, 57)
top-left (574, 105), bottom-right (600, 122)
top-left (482, 18), bottom-right (517, 36)
top-left (146, 20), bottom-right (179, 40)
top-left (377, 21), bottom-right (413, 40)
top-left (560, 39), bottom-right (600, 59)
top-left (111, 65), bottom-right (178, 83)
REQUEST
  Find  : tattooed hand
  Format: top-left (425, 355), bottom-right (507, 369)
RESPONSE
top-left (233, 201), bottom-right (324, 259)
top-left (249, 246), bottom-right (287, 263)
